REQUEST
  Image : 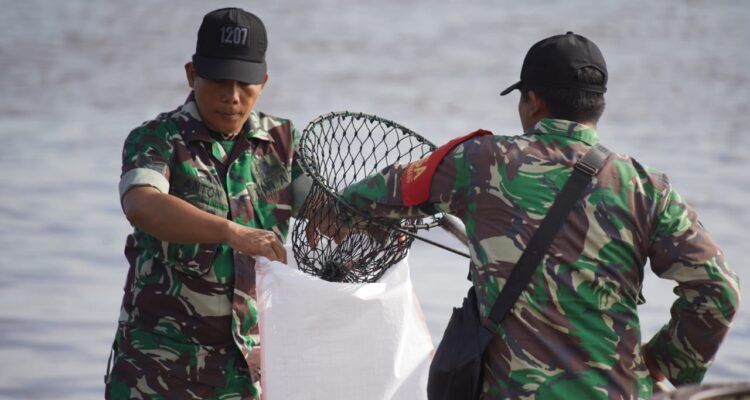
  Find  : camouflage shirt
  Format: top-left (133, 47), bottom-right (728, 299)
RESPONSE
top-left (115, 93), bottom-right (302, 389)
top-left (342, 119), bottom-right (740, 399)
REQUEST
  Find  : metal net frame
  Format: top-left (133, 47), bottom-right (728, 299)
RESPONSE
top-left (292, 111), bottom-right (441, 283)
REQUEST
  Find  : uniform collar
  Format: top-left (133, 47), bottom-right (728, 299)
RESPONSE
top-left (525, 118), bottom-right (599, 146)
top-left (178, 92), bottom-right (274, 143)
top-left (245, 111), bottom-right (274, 142)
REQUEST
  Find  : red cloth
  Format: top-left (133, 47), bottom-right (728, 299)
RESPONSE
top-left (401, 129), bottom-right (492, 206)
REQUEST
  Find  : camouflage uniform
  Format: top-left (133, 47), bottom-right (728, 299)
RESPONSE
top-left (342, 118), bottom-right (740, 399)
top-left (106, 93), bottom-right (302, 399)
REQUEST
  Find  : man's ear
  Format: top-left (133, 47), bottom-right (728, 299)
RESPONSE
top-left (527, 90), bottom-right (548, 119)
top-left (260, 73), bottom-right (269, 90)
top-left (185, 62), bottom-right (196, 89)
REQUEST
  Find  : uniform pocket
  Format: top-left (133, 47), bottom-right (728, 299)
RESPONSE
top-left (171, 171), bottom-right (229, 217)
top-left (163, 242), bottom-right (219, 277)
top-left (250, 154), bottom-right (291, 200)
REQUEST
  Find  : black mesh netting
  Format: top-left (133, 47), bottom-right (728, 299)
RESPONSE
top-left (292, 111), bottom-right (440, 283)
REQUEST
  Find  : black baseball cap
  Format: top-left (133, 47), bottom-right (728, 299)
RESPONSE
top-left (192, 8), bottom-right (268, 84)
top-left (500, 31), bottom-right (607, 96)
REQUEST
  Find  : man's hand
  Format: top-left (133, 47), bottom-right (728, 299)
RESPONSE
top-left (303, 196), bottom-right (406, 248)
top-left (642, 343), bottom-right (666, 383)
top-left (225, 222), bottom-right (287, 263)
top-left (304, 196), bottom-right (350, 248)
top-left (123, 187), bottom-right (287, 263)
top-left (305, 207), bottom-right (349, 248)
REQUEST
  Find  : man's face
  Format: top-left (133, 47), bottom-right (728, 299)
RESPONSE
top-left (186, 62), bottom-right (267, 135)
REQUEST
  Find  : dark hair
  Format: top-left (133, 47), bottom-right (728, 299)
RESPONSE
top-left (521, 67), bottom-right (606, 123)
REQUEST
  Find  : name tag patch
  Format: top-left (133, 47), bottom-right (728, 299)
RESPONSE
top-left (249, 155), bottom-right (290, 201)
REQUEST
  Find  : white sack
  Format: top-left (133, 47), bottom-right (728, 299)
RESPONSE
top-left (256, 252), bottom-right (433, 400)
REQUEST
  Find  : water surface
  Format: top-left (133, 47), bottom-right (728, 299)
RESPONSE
top-left (1, 1), bottom-right (748, 398)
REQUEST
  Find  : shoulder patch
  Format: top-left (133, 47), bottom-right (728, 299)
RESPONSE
top-left (401, 129), bottom-right (492, 206)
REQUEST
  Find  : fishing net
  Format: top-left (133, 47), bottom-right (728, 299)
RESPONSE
top-left (292, 111), bottom-right (442, 283)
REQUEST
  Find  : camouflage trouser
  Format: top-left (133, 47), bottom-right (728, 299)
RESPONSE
top-left (104, 349), bottom-right (260, 400)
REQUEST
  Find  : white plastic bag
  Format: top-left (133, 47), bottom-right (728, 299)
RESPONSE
top-left (256, 252), bottom-right (433, 400)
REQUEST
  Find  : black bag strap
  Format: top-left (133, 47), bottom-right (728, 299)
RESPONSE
top-left (484, 143), bottom-right (611, 329)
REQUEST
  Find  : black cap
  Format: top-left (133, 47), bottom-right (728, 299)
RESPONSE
top-left (192, 8), bottom-right (267, 84)
top-left (500, 32), bottom-right (607, 96)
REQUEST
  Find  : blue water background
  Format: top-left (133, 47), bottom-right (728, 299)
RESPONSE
top-left (1, 1), bottom-right (748, 398)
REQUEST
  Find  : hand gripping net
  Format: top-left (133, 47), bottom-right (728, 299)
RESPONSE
top-left (292, 111), bottom-right (441, 282)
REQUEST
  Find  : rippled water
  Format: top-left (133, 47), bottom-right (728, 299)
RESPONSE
top-left (1, 1), bottom-right (749, 398)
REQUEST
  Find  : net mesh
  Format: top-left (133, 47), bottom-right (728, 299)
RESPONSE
top-left (292, 112), bottom-right (439, 282)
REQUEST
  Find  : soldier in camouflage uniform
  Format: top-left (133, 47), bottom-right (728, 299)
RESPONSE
top-left (105, 8), bottom-right (309, 399)
top-left (339, 32), bottom-right (740, 399)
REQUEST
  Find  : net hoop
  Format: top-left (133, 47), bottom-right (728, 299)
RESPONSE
top-left (292, 111), bottom-right (444, 282)
top-left (297, 111), bottom-right (442, 230)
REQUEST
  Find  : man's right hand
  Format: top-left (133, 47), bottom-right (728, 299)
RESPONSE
top-left (303, 196), bottom-right (350, 248)
top-left (225, 222), bottom-right (287, 263)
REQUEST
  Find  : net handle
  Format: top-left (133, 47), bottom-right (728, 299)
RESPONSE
top-left (390, 215), bottom-right (471, 259)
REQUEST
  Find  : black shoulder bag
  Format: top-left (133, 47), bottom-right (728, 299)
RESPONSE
top-left (427, 144), bottom-right (611, 400)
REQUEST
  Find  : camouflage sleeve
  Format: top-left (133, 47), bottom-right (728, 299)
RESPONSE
top-left (290, 124), bottom-right (303, 182)
top-left (118, 124), bottom-right (175, 202)
top-left (340, 140), bottom-right (471, 218)
top-left (290, 125), bottom-right (312, 216)
top-left (646, 180), bottom-right (740, 385)
top-left (340, 163), bottom-right (418, 217)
